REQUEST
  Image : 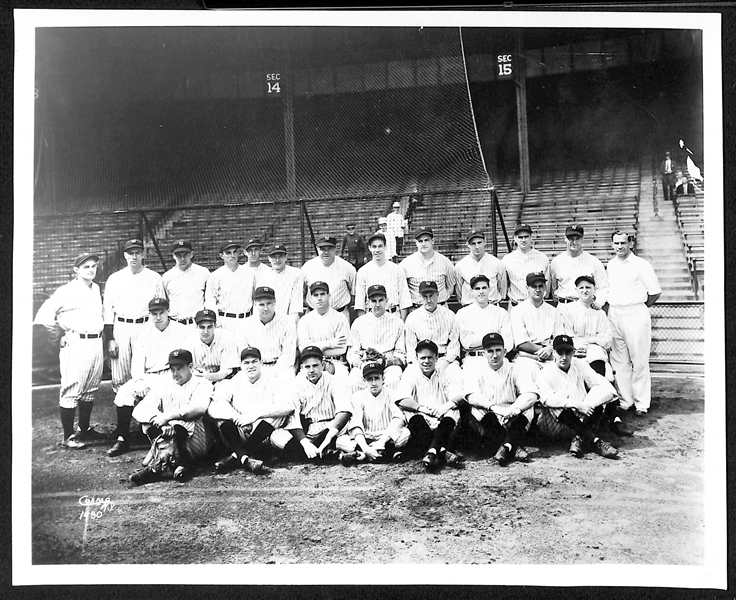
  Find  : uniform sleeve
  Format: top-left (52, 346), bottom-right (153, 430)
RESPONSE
top-left (335, 312), bottom-right (350, 352)
top-left (211, 377), bottom-right (235, 406)
top-left (346, 262), bottom-right (357, 295)
top-left (290, 269), bottom-right (306, 315)
top-left (497, 261), bottom-right (508, 301)
top-left (296, 315), bottom-right (311, 351)
top-left (536, 365), bottom-right (568, 407)
top-left (444, 256), bottom-right (458, 288)
top-left (444, 311), bottom-right (461, 363)
top-left (511, 363), bottom-right (538, 396)
top-left (558, 304), bottom-right (574, 337)
top-left (152, 273), bottom-right (166, 301)
top-left (549, 256), bottom-right (560, 296)
top-left (331, 377), bottom-right (353, 415)
top-left (220, 331), bottom-right (242, 371)
top-left (33, 288), bottom-right (64, 329)
top-left (499, 310), bottom-right (514, 353)
top-left (188, 379), bottom-right (214, 414)
top-left (593, 258), bottom-right (609, 306)
top-left (588, 310), bottom-right (613, 350)
top-left (462, 363), bottom-right (482, 399)
top-left (404, 314), bottom-right (419, 364)
top-left (582, 361), bottom-right (616, 395)
top-left (640, 259), bottom-right (662, 295)
top-left (276, 319), bottom-right (298, 371)
top-left (103, 274), bottom-right (117, 324)
top-left (397, 270), bottom-right (413, 310)
top-left (131, 331), bottom-right (147, 380)
top-left (131, 386), bottom-right (164, 423)
top-left (353, 269), bottom-right (367, 312)
top-left (347, 391), bottom-right (366, 432)
top-left (392, 368), bottom-right (416, 405)
top-left (204, 272), bottom-right (219, 311)
top-left (510, 306), bottom-right (531, 347)
top-left (392, 318), bottom-right (406, 362)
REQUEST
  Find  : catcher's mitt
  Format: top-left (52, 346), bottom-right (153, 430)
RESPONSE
top-left (149, 435), bottom-right (181, 474)
top-left (362, 347), bottom-right (386, 368)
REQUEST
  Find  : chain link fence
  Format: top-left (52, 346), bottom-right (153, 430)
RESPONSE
top-left (650, 302), bottom-right (704, 364)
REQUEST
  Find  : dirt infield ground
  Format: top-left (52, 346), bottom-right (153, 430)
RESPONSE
top-left (29, 374), bottom-right (704, 566)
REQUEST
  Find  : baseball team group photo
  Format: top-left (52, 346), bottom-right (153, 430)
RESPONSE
top-left (15, 9), bottom-right (723, 584)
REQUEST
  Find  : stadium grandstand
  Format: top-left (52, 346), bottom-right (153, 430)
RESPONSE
top-left (32, 25), bottom-right (704, 377)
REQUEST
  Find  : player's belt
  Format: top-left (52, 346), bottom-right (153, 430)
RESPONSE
top-left (556, 297), bottom-right (577, 304)
top-left (465, 349), bottom-right (485, 357)
top-left (176, 317), bottom-right (196, 325)
top-left (218, 311), bottom-right (246, 318)
top-left (77, 332), bottom-right (102, 339)
top-left (262, 360), bottom-right (278, 366)
top-left (386, 305), bottom-right (399, 313)
top-left (323, 354), bottom-right (348, 363)
top-left (117, 316), bottom-right (148, 323)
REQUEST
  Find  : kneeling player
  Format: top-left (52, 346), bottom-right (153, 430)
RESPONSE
top-left (336, 361), bottom-right (410, 465)
top-left (463, 333), bottom-right (539, 466)
top-left (129, 349), bottom-right (215, 484)
top-left (206, 346), bottom-right (294, 474)
top-left (536, 335), bottom-right (620, 459)
top-left (394, 339), bottom-right (465, 471)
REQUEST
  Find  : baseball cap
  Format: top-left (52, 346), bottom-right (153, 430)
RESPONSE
top-left (466, 230), bottom-right (485, 243)
top-left (377, 217), bottom-right (388, 225)
top-left (514, 223), bottom-right (532, 236)
top-left (367, 232), bottom-right (386, 246)
top-left (240, 346), bottom-right (262, 361)
top-left (482, 332), bottom-right (505, 349)
top-left (415, 339), bottom-right (439, 355)
top-left (414, 227), bottom-right (434, 239)
top-left (418, 280), bottom-right (438, 294)
top-left (470, 274), bottom-right (490, 288)
top-left (74, 252), bottom-right (99, 268)
top-left (253, 286), bottom-right (276, 300)
top-left (392, 201), bottom-right (401, 208)
top-left (168, 348), bottom-right (193, 366)
top-left (575, 274), bottom-right (596, 287)
top-left (367, 284), bottom-right (387, 298)
top-left (172, 239), bottom-right (192, 253)
top-left (526, 271), bottom-right (547, 286)
top-left (123, 239), bottom-right (144, 252)
top-left (245, 238), bottom-right (262, 250)
top-left (553, 334), bottom-right (575, 352)
top-left (316, 236), bottom-right (337, 248)
top-left (268, 244), bottom-right (288, 256)
top-left (309, 281), bottom-right (330, 295)
top-left (219, 239), bottom-right (241, 253)
top-left (195, 309), bottom-right (217, 324)
top-left (300, 345), bottom-right (323, 362)
top-left (565, 225), bottom-right (584, 238)
top-left (148, 297), bottom-right (170, 311)
top-left (362, 361), bottom-right (384, 378)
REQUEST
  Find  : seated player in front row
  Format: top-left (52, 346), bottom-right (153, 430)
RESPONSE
top-left (206, 346), bottom-right (295, 475)
top-left (462, 333), bottom-right (539, 467)
top-left (394, 339), bottom-right (465, 472)
top-left (128, 349), bottom-right (215, 485)
top-left (335, 361), bottom-right (410, 465)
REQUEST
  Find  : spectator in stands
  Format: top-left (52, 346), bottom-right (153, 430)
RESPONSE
top-left (339, 223), bottom-right (368, 272)
top-left (660, 151), bottom-right (676, 202)
top-left (454, 230), bottom-right (507, 307)
top-left (244, 238), bottom-right (270, 287)
top-left (675, 170), bottom-right (694, 196)
top-left (386, 201), bottom-right (408, 257)
top-left (549, 224), bottom-right (608, 308)
top-left (501, 224), bottom-right (550, 309)
top-left (376, 217), bottom-right (395, 261)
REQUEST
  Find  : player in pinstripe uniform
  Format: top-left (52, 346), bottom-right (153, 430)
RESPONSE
top-left (34, 252), bottom-right (106, 448)
top-left (501, 224), bottom-right (550, 308)
top-left (456, 275), bottom-right (514, 367)
top-left (107, 297), bottom-right (190, 457)
top-left (261, 243), bottom-right (305, 325)
top-left (354, 232), bottom-right (412, 320)
top-left (207, 346), bottom-right (294, 474)
top-left (161, 239), bottom-right (210, 326)
top-left (301, 236), bottom-right (356, 317)
top-left (347, 284), bottom-right (406, 391)
top-left (238, 286), bottom-right (298, 381)
top-left (462, 333), bottom-right (538, 466)
top-left (549, 225), bottom-right (608, 307)
top-left (403, 280), bottom-right (462, 380)
top-left (399, 227), bottom-right (457, 308)
top-left (394, 339), bottom-right (465, 471)
top-left (454, 230), bottom-right (507, 306)
top-left (244, 238), bottom-right (271, 287)
top-left (269, 345), bottom-right (352, 461)
top-left (103, 238), bottom-right (165, 393)
top-left (297, 281), bottom-right (350, 382)
top-left (205, 240), bottom-right (255, 335)
top-left (188, 309), bottom-right (240, 384)
top-left (336, 361), bottom-right (410, 465)
top-left (129, 349), bottom-right (215, 484)
top-left (535, 334), bottom-right (619, 459)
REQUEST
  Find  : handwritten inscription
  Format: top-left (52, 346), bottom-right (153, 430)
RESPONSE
top-left (78, 495), bottom-right (115, 521)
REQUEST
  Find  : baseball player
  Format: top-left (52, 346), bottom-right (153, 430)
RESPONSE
top-left (549, 225), bottom-right (608, 307)
top-left (604, 230), bottom-right (662, 416)
top-left (353, 232), bottom-right (412, 320)
top-left (297, 281), bottom-right (350, 382)
top-left (463, 333), bottom-right (538, 466)
top-left (394, 339), bottom-right (465, 471)
top-left (346, 284), bottom-right (406, 391)
top-left (509, 271), bottom-right (561, 380)
top-left (336, 361), bottom-right (410, 465)
top-left (243, 238), bottom-right (271, 287)
top-left (129, 349), bottom-right (215, 484)
top-left (301, 235), bottom-right (356, 317)
top-left (339, 223), bottom-right (368, 272)
top-left (207, 346), bottom-right (295, 474)
top-left (454, 230), bottom-right (507, 306)
top-left (33, 252), bottom-right (106, 448)
top-left (237, 286), bottom-right (298, 381)
top-left (205, 239), bottom-right (256, 335)
top-left (107, 297), bottom-right (190, 457)
top-left (376, 217), bottom-right (395, 260)
top-left (268, 345), bottom-right (352, 461)
top-left (501, 224), bottom-right (550, 308)
top-left (103, 238), bottom-right (165, 393)
top-left (403, 280), bottom-right (462, 380)
top-left (261, 243), bottom-right (306, 325)
top-left (187, 309), bottom-right (240, 384)
top-left (400, 227), bottom-right (457, 308)
top-left (161, 239), bottom-right (210, 325)
top-left (455, 274), bottom-right (514, 367)
top-left (385, 200), bottom-right (407, 257)
top-left (535, 334), bottom-right (620, 459)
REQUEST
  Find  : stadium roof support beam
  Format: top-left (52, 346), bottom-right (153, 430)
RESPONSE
top-left (515, 30), bottom-right (530, 195)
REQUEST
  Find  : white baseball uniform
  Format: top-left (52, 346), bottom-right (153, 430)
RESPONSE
top-left (557, 300), bottom-right (613, 371)
top-left (301, 256), bottom-right (356, 311)
top-left (285, 371), bottom-right (353, 440)
top-left (347, 311), bottom-right (406, 389)
top-left (297, 307), bottom-right (350, 381)
top-left (393, 363), bottom-right (462, 428)
top-left (162, 262), bottom-right (210, 324)
top-left (400, 251), bottom-right (457, 305)
top-left (259, 265), bottom-right (305, 317)
top-left (455, 303), bottom-right (514, 364)
top-left (238, 313), bottom-right (298, 381)
top-left (509, 299), bottom-right (561, 379)
top-left (455, 253), bottom-right (508, 305)
top-left (550, 251), bottom-right (609, 304)
top-left (187, 328), bottom-right (240, 378)
top-left (205, 264), bottom-right (255, 334)
top-left (501, 248), bottom-right (550, 304)
top-left (354, 260), bottom-right (412, 313)
top-left (403, 305), bottom-right (461, 380)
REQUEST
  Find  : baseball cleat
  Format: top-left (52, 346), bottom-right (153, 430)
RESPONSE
top-left (61, 434), bottom-right (87, 449)
top-left (214, 454), bottom-right (239, 474)
top-left (592, 438), bottom-right (618, 459)
top-left (319, 449), bottom-right (340, 461)
top-left (635, 409), bottom-right (648, 417)
top-left (339, 451), bottom-right (359, 467)
top-left (610, 418), bottom-right (634, 437)
top-left (514, 446), bottom-right (529, 462)
top-left (442, 450), bottom-right (465, 469)
top-left (493, 444), bottom-right (511, 467)
top-left (569, 435), bottom-right (585, 458)
top-left (107, 438), bottom-right (130, 457)
top-left (76, 427), bottom-right (107, 441)
top-left (422, 451), bottom-right (438, 471)
top-left (129, 466), bottom-right (159, 486)
top-left (243, 457), bottom-right (270, 474)
top-left (391, 450), bottom-right (407, 463)
top-left (173, 466), bottom-right (188, 482)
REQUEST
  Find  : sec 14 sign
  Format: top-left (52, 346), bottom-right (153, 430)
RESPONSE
top-left (497, 55), bottom-right (513, 78)
top-left (267, 73), bottom-right (281, 94)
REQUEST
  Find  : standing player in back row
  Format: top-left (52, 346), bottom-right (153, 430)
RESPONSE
top-left (400, 227), bottom-right (457, 309)
top-left (103, 239), bottom-right (165, 394)
top-left (454, 230), bottom-right (507, 307)
top-left (162, 239), bottom-right (210, 326)
top-left (301, 236), bottom-right (356, 318)
top-left (549, 224), bottom-right (608, 307)
top-left (243, 238), bottom-right (271, 288)
top-left (205, 240), bottom-right (256, 335)
top-left (501, 224), bottom-right (550, 308)
top-left (261, 243), bottom-right (305, 325)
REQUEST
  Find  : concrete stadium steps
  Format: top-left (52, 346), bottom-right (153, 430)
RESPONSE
top-left (674, 191), bottom-right (705, 298)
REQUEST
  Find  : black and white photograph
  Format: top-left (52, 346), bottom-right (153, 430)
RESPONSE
top-left (12, 7), bottom-right (726, 589)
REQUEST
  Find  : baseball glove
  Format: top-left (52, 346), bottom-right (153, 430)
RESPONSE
top-left (362, 347), bottom-right (386, 367)
top-left (149, 435), bottom-right (181, 474)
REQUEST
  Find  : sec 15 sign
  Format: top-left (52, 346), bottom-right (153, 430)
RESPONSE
top-left (267, 73), bottom-right (281, 94)
top-left (497, 55), bottom-right (513, 78)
